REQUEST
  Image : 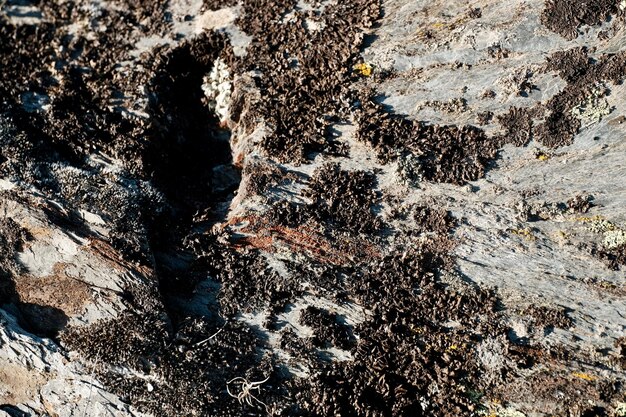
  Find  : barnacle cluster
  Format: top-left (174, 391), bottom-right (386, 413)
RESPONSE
top-left (604, 229), bottom-right (626, 249)
top-left (202, 57), bottom-right (232, 122)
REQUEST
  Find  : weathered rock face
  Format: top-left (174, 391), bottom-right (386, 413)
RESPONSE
top-left (0, 183), bottom-right (155, 415)
top-left (1, 0), bottom-right (625, 416)
top-left (362, 0), bottom-right (626, 346)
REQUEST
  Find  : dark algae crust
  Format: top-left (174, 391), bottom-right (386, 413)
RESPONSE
top-left (535, 47), bottom-right (626, 148)
top-left (542, 0), bottom-right (620, 40)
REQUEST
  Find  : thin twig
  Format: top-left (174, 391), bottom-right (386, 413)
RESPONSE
top-left (195, 322), bottom-right (227, 346)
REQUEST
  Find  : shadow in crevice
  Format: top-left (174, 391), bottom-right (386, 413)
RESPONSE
top-left (4, 302), bottom-right (69, 338)
top-left (0, 404), bottom-right (30, 417)
top-left (141, 33), bottom-right (241, 326)
top-left (145, 32), bottom-right (235, 219)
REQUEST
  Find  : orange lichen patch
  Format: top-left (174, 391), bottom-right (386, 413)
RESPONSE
top-left (233, 150), bottom-right (246, 169)
top-left (15, 263), bottom-right (92, 315)
top-left (223, 215), bottom-right (380, 265)
top-left (0, 360), bottom-right (50, 404)
top-left (22, 224), bottom-right (54, 240)
top-left (41, 398), bottom-right (61, 417)
top-left (86, 238), bottom-right (128, 271)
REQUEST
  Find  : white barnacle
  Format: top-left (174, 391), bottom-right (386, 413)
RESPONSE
top-left (202, 58), bottom-right (232, 123)
top-left (603, 229), bottom-right (626, 249)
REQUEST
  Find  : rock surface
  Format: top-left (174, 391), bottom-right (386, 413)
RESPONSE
top-left (0, 0), bottom-right (625, 416)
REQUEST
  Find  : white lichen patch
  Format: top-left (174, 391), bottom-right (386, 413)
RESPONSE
top-left (578, 216), bottom-right (626, 249)
top-left (604, 229), bottom-right (626, 249)
top-left (571, 85), bottom-right (612, 128)
top-left (202, 58), bottom-right (232, 122)
top-left (396, 152), bottom-right (422, 187)
top-left (584, 217), bottom-right (616, 234)
top-left (615, 402), bottom-right (626, 417)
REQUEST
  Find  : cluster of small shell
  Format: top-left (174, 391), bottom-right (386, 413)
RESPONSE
top-left (604, 229), bottom-right (626, 249)
top-left (201, 58), bottom-right (232, 122)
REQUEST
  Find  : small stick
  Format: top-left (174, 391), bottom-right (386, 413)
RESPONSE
top-left (195, 322), bottom-right (227, 346)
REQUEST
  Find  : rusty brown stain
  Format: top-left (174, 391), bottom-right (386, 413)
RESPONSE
top-left (15, 263), bottom-right (92, 316)
top-left (87, 238), bottom-right (154, 278)
top-left (224, 215), bottom-right (380, 265)
top-left (0, 360), bottom-right (50, 404)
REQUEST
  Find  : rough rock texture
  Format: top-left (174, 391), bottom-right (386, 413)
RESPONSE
top-left (1, 0), bottom-right (625, 416)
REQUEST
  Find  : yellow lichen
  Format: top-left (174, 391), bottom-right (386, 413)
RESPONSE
top-left (553, 230), bottom-right (570, 243)
top-left (415, 15), bottom-right (471, 41)
top-left (536, 152), bottom-right (551, 161)
top-left (410, 325), bottom-right (423, 335)
top-left (353, 63), bottom-right (373, 77)
top-left (445, 343), bottom-right (465, 353)
top-left (510, 228), bottom-right (536, 241)
top-left (574, 216), bottom-right (626, 247)
top-left (574, 215), bottom-right (606, 223)
top-left (572, 372), bottom-right (596, 381)
top-left (599, 281), bottom-right (617, 290)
